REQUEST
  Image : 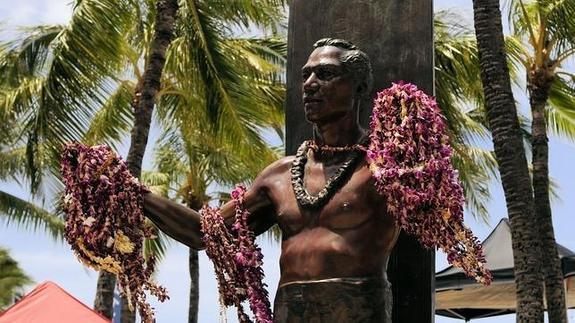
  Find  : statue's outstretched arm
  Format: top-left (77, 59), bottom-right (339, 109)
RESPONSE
top-left (143, 193), bottom-right (206, 249)
top-left (143, 182), bottom-right (277, 250)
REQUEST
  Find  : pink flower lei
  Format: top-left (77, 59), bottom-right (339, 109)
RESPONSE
top-left (60, 142), bottom-right (168, 323)
top-left (200, 185), bottom-right (273, 323)
top-left (367, 82), bottom-right (492, 284)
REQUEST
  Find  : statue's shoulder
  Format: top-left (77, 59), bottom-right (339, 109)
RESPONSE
top-left (262, 155), bottom-right (295, 176)
top-left (252, 156), bottom-right (295, 190)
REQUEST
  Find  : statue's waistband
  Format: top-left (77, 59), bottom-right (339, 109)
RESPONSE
top-left (273, 276), bottom-right (391, 322)
top-left (279, 276), bottom-right (390, 288)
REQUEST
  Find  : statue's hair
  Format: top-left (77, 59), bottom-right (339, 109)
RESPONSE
top-left (313, 38), bottom-right (373, 98)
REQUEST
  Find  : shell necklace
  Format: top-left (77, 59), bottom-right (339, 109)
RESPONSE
top-left (290, 138), bottom-right (367, 210)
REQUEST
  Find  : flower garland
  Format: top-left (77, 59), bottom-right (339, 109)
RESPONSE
top-left (367, 82), bottom-right (492, 284)
top-left (200, 185), bottom-right (272, 323)
top-left (60, 143), bottom-right (168, 322)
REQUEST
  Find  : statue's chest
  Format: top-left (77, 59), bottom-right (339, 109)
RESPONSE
top-left (274, 162), bottom-right (377, 236)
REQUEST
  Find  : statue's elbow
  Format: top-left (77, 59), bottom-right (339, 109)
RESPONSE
top-left (190, 242), bottom-right (205, 251)
top-left (185, 236), bottom-right (205, 251)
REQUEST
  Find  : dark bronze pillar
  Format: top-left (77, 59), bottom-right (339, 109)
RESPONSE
top-left (285, 1), bottom-right (435, 322)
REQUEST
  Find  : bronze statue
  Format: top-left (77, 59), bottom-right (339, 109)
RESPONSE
top-left (144, 38), bottom-right (399, 322)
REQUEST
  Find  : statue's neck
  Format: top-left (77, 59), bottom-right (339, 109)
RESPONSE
top-left (312, 112), bottom-right (363, 147)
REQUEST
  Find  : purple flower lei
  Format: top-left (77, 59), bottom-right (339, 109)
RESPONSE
top-left (200, 185), bottom-right (272, 323)
top-left (60, 142), bottom-right (169, 322)
top-left (367, 82), bottom-right (492, 285)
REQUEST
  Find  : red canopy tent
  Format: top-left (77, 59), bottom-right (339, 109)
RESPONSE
top-left (0, 281), bottom-right (110, 323)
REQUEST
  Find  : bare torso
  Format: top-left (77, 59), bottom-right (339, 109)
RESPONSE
top-left (143, 148), bottom-right (400, 288)
top-left (250, 151), bottom-right (399, 286)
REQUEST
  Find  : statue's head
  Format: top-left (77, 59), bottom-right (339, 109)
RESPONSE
top-left (302, 38), bottom-right (373, 124)
top-left (313, 38), bottom-right (373, 98)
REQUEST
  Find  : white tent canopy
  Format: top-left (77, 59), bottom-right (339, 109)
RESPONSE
top-left (435, 218), bottom-right (575, 321)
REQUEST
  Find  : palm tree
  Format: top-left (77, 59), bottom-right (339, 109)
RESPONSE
top-left (471, 0), bottom-right (544, 321)
top-left (1, 0), bottom-right (286, 320)
top-left (433, 11), bottom-right (551, 221)
top-left (434, 12), bottom-right (500, 220)
top-left (151, 29), bottom-right (286, 322)
top-left (109, 0), bottom-right (179, 321)
top-left (150, 120), bottom-right (283, 322)
top-left (505, 1), bottom-right (575, 320)
top-left (0, 116), bottom-right (66, 253)
top-left (117, 0), bottom-right (285, 319)
top-left (0, 247), bottom-right (33, 310)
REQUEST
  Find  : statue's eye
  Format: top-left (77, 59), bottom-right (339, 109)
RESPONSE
top-left (316, 69), bottom-right (333, 80)
top-left (302, 67), bottom-right (340, 82)
top-left (317, 67), bottom-right (341, 81)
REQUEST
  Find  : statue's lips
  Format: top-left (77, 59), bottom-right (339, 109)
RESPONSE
top-left (303, 97), bottom-right (323, 103)
top-left (303, 97), bottom-right (323, 108)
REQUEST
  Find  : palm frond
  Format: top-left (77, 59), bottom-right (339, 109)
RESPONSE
top-left (504, 34), bottom-right (531, 72)
top-left (196, 0), bottom-right (286, 31)
top-left (451, 144), bottom-right (498, 220)
top-left (547, 74), bottom-right (575, 140)
top-left (0, 190), bottom-right (64, 241)
top-left (0, 247), bottom-right (33, 310)
top-left (434, 12), bottom-right (490, 142)
top-left (17, 0), bottom-right (135, 192)
top-left (0, 25), bottom-right (63, 84)
top-left (0, 142), bottom-right (60, 199)
top-left (141, 170), bottom-right (172, 197)
top-left (169, 1), bottom-right (284, 160)
top-left (143, 229), bottom-right (172, 264)
top-left (538, 0), bottom-right (575, 52)
top-left (226, 37), bottom-right (287, 76)
top-left (507, 0), bottom-right (539, 43)
top-left (0, 147), bottom-right (27, 181)
top-left (152, 130), bottom-right (189, 186)
top-left (0, 76), bottom-right (44, 122)
top-left (549, 174), bottom-right (562, 203)
top-left (83, 80), bottom-right (135, 149)
top-left (507, 0), bottom-right (575, 67)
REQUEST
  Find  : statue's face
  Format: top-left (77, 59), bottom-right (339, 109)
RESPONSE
top-left (301, 46), bottom-right (355, 124)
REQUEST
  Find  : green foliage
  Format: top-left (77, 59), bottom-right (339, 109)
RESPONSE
top-left (83, 81), bottom-right (136, 149)
top-left (0, 247), bottom-right (33, 310)
top-left (506, 0), bottom-right (575, 139)
top-left (0, 146), bottom-right (63, 241)
top-left (548, 74), bottom-right (575, 140)
top-left (434, 12), bottom-right (500, 220)
top-left (0, 191), bottom-right (64, 242)
top-left (434, 6), bottom-right (575, 219)
top-left (0, 0), bottom-right (286, 250)
top-left (508, 0), bottom-right (575, 56)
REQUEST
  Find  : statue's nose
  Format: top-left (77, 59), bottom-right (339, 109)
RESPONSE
top-left (303, 73), bottom-right (320, 93)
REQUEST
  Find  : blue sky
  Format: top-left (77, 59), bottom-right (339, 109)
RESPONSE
top-left (1, 1), bottom-right (574, 322)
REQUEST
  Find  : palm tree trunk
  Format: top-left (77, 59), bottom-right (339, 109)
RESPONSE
top-left (125, 0), bottom-right (179, 178)
top-left (187, 195), bottom-right (203, 323)
top-left (94, 271), bottom-right (116, 319)
top-left (121, 298), bottom-right (136, 323)
top-left (529, 70), bottom-right (567, 323)
top-left (471, 0), bottom-right (544, 321)
top-left (188, 249), bottom-right (199, 323)
top-left (93, 0), bottom-right (179, 320)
